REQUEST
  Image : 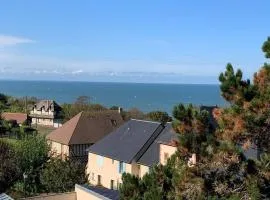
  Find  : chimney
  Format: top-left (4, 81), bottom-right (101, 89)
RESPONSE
top-left (118, 107), bottom-right (122, 114)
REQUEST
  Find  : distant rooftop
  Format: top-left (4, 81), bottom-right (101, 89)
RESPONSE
top-left (47, 111), bottom-right (123, 145)
top-left (1, 112), bottom-right (28, 124)
top-left (33, 100), bottom-right (61, 112)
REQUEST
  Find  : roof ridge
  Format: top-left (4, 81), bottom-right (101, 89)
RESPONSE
top-left (132, 123), bottom-right (165, 163)
top-left (2, 112), bottom-right (27, 114)
top-left (68, 112), bottom-right (84, 145)
top-left (47, 111), bottom-right (83, 145)
top-left (130, 118), bottom-right (161, 124)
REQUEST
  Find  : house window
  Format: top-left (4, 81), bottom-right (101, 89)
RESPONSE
top-left (110, 180), bottom-right (114, 190)
top-left (97, 155), bottom-right (104, 167)
top-left (118, 161), bottom-right (126, 173)
top-left (112, 159), bottom-right (114, 164)
top-left (97, 175), bottom-right (102, 185)
top-left (164, 153), bottom-right (169, 161)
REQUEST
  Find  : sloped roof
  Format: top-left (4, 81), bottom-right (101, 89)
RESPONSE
top-left (34, 100), bottom-right (61, 111)
top-left (138, 123), bottom-right (178, 166)
top-left (1, 112), bottom-right (28, 124)
top-left (47, 111), bottom-right (123, 145)
top-left (88, 119), bottom-right (165, 164)
top-left (0, 193), bottom-right (13, 200)
top-left (156, 123), bottom-right (179, 146)
top-left (77, 185), bottom-right (119, 200)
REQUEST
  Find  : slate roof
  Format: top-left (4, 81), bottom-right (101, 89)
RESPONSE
top-left (33, 100), bottom-right (61, 112)
top-left (80, 185), bottom-right (119, 200)
top-left (47, 111), bottom-right (123, 145)
top-left (88, 119), bottom-right (165, 164)
top-left (157, 123), bottom-right (179, 145)
top-left (1, 112), bottom-right (28, 124)
top-left (0, 193), bottom-right (13, 200)
top-left (138, 123), bottom-right (178, 166)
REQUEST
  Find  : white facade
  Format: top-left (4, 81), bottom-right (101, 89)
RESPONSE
top-left (30, 105), bottom-right (62, 127)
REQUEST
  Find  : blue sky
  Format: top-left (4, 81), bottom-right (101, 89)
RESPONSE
top-left (0, 0), bottom-right (269, 83)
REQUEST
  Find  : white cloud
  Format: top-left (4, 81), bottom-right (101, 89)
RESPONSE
top-left (0, 35), bottom-right (34, 46)
top-left (71, 69), bottom-right (83, 74)
top-left (0, 51), bottom-right (229, 77)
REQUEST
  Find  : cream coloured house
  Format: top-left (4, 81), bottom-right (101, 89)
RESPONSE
top-left (30, 100), bottom-right (62, 127)
top-left (87, 119), bottom-right (179, 190)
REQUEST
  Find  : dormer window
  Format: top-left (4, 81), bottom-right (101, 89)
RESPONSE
top-left (111, 119), bottom-right (117, 126)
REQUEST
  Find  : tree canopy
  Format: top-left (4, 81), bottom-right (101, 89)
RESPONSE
top-left (217, 37), bottom-right (270, 152)
top-left (40, 157), bottom-right (87, 193)
top-left (0, 140), bottom-right (19, 193)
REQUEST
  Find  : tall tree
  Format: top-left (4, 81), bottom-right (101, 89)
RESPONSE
top-left (217, 37), bottom-right (270, 151)
top-left (14, 135), bottom-right (50, 195)
top-left (0, 140), bottom-right (19, 192)
top-left (262, 36), bottom-right (270, 58)
top-left (120, 37), bottom-right (270, 200)
top-left (145, 111), bottom-right (171, 123)
top-left (172, 103), bottom-right (210, 154)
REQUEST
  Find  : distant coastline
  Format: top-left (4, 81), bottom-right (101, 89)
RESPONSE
top-left (0, 80), bottom-right (226, 113)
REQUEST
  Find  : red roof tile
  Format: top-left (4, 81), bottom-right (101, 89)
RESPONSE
top-left (1, 112), bottom-right (28, 124)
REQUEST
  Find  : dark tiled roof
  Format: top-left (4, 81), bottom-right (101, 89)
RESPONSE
top-left (1, 112), bottom-right (28, 124)
top-left (88, 119), bottom-right (164, 163)
top-left (138, 123), bottom-right (178, 166)
top-left (237, 142), bottom-right (262, 160)
top-left (34, 100), bottom-right (61, 112)
top-left (47, 111), bottom-right (123, 145)
top-left (157, 123), bottom-right (178, 145)
top-left (80, 185), bottom-right (119, 200)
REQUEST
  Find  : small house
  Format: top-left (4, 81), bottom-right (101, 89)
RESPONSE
top-left (29, 100), bottom-right (62, 127)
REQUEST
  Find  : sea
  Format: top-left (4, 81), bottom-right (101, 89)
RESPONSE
top-left (0, 80), bottom-right (227, 114)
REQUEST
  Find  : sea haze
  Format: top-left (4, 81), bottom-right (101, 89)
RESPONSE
top-left (0, 80), bottom-right (227, 114)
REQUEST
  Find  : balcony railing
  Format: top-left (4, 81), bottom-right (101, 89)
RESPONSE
top-left (29, 113), bottom-right (55, 119)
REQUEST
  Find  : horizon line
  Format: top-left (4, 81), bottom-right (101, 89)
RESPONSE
top-left (0, 78), bottom-right (220, 86)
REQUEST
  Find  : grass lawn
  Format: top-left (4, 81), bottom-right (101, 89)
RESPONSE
top-left (35, 125), bottom-right (56, 136)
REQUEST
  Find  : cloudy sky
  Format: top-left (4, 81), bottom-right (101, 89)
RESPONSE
top-left (0, 0), bottom-right (269, 83)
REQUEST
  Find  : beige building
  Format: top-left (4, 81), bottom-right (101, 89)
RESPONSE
top-left (22, 184), bottom-right (119, 200)
top-left (46, 111), bottom-right (123, 160)
top-left (30, 100), bottom-right (62, 127)
top-left (87, 120), bottom-right (178, 190)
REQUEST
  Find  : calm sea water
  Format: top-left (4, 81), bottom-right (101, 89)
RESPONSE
top-left (0, 80), bottom-right (227, 114)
